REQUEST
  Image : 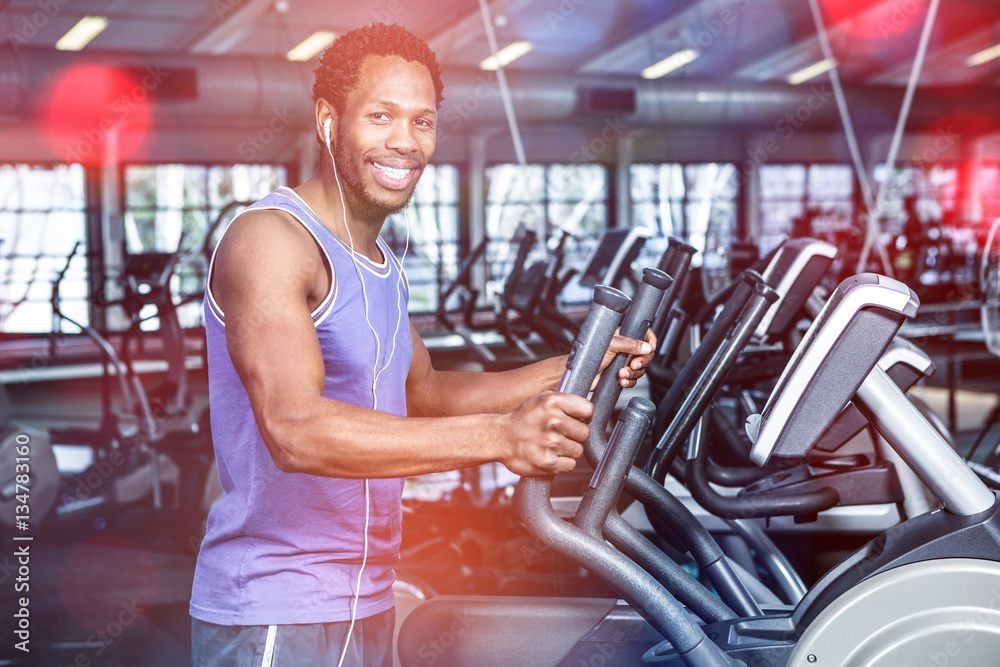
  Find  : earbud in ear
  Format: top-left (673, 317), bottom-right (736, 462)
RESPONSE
top-left (323, 118), bottom-right (332, 147)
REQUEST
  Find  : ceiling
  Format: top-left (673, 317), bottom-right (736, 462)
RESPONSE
top-left (1, 0), bottom-right (999, 88)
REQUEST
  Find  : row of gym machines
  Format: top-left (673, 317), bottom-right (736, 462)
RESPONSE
top-left (434, 223), bottom-right (651, 366)
top-left (398, 235), bottom-right (1000, 665)
top-left (0, 201), bottom-right (251, 541)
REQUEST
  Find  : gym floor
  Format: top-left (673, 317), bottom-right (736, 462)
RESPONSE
top-left (0, 516), bottom-right (196, 667)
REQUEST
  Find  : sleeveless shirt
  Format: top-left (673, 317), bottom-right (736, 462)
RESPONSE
top-left (190, 187), bottom-right (412, 625)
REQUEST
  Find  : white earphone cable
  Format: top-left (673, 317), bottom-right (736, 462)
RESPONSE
top-left (326, 123), bottom-right (373, 667)
top-left (325, 119), bottom-right (408, 667)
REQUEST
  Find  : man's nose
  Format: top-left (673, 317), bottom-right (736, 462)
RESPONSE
top-left (386, 121), bottom-right (419, 154)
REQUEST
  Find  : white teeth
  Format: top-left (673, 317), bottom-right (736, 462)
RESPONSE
top-left (374, 163), bottom-right (411, 180)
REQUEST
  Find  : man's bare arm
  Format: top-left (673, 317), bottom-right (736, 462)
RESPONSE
top-left (406, 324), bottom-right (655, 418)
top-left (213, 211), bottom-right (591, 479)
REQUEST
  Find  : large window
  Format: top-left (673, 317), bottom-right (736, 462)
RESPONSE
top-left (486, 164), bottom-right (607, 302)
top-left (383, 164), bottom-right (460, 313)
top-left (872, 163), bottom-right (959, 234)
top-left (0, 164), bottom-right (88, 334)
top-left (758, 164), bottom-right (855, 254)
top-left (630, 163), bottom-right (738, 261)
top-left (486, 164), bottom-right (607, 237)
top-left (124, 164), bottom-right (287, 327)
top-left (873, 163), bottom-right (967, 286)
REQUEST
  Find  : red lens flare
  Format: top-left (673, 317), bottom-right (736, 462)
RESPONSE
top-left (818, 0), bottom-right (922, 40)
top-left (39, 63), bottom-right (154, 166)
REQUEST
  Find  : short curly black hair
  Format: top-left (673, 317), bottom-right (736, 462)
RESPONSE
top-left (312, 23), bottom-right (445, 114)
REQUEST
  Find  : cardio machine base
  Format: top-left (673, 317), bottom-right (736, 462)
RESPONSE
top-left (645, 494), bottom-right (1000, 665)
top-left (788, 557), bottom-right (1000, 666)
top-left (399, 504), bottom-right (1000, 667)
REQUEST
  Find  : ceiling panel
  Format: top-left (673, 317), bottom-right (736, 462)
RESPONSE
top-left (0, 0), bottom-right (996, 89)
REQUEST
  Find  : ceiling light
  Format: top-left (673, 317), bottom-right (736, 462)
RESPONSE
top-left (641, 49), bottom-right (699, 80)
top-left (286, 31), bottom-right (336, 62)
top-left (968, 43), bottom-right (1000, 67)
top-left (787, 58), bottom-right (837, 85)
top-left (480, 41), bottom-right (533, 71)
top-left (55, 16), bottom-right (108, 51)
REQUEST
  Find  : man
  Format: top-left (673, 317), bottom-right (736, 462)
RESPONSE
top-left (189, 23), bottom-right (654, 667)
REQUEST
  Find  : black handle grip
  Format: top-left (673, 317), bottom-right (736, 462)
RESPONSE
top-left (575, 397), bottom-right (655, 536)
top-left (558, 285), bottom-right (630, 397)
top-left (621, 268), bottom-right (672, 340)
top-left (586, 269), bottom-right (671, 464)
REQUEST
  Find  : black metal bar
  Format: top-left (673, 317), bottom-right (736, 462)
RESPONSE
top-left (648, 271), bottom-right (760, 443)
top-left (576, 398), bottom-right (656, 536)
top-left (557, 285), bottom-right (630, 396)
top-left (587, 268), bottom-right (670, 437)
top-left (650, 273), bottom-right (776, 478)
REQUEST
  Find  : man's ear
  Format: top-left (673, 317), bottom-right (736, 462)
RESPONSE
top-left (315, 99), bottom-right (337, 149)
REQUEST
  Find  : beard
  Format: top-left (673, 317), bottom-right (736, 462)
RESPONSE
top-left (331, 127), bottom-right (417, 221)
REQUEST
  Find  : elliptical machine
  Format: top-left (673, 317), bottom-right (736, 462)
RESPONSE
top-left (400, 273), bottom-right (1000, 666)
top-left (400, 273), bottom-right (764, 666)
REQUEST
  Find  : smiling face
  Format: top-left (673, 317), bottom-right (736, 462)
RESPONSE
top-left (329, 55), bottom-right (438, 224)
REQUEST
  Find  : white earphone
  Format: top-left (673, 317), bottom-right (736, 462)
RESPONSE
top-left (322, 109), bottom-right (408, 667)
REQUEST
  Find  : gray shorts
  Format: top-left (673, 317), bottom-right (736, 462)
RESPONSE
top-left (191, 608), bottom-right (395, 667)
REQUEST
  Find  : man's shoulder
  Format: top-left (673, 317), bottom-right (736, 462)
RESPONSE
top-left (224, 205), bottom-right (317, 254)
top-left (213, 205), bottom-right (325, 291)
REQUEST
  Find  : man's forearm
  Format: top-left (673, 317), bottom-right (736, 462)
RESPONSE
top-left (260, 388), bottom-right (591, 479)
top-left (267, 400), bottom-right (502, 477)
top-left (418, 354), bottom-right (569, 417)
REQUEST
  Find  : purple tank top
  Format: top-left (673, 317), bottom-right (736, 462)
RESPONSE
top-left (190, 187), bottom-right (412, 625)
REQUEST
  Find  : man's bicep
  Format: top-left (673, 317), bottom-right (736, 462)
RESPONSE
top-left (222, 286), bottom-right (328, 472)
top-left (226, 295), bottom-right (326, 410)
top-left (216, 222), bottom-right (326, 420)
